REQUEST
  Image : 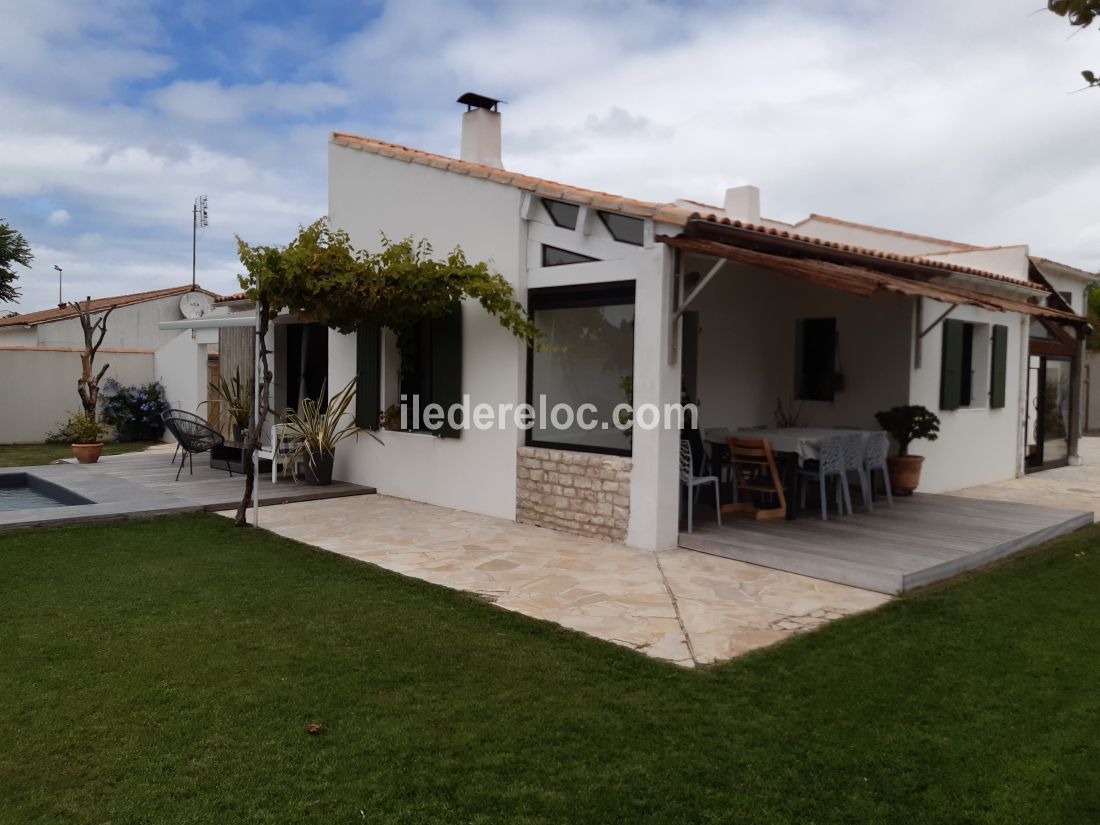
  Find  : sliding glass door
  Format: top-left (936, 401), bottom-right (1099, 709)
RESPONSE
top-left (1026, 355), bottom-right (1072, 470)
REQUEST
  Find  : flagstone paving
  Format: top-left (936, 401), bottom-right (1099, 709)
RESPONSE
top-left (951, 438), bottom-right (1100, 518)
top-left (223, 495), bottom-right (890, 667)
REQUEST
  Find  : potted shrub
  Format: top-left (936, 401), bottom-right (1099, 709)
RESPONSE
top-left (67, 412), bottom-right (109, 464)
top-left (874, 405), bottom-right (941, 495)
top-left (282, 378), bottom-right (378, 485)
top-left (205, 369), bottom-right (253, 442)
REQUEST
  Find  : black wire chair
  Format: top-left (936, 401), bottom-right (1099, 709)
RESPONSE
top-left (161, 409), bottom-right (211, 465)
top-left (162, 411), bottom-right (229, 481)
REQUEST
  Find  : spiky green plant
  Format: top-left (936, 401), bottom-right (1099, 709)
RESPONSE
top-left (205, 368), bottom-right (253, 435)
top-left (280, 377), bottom-right (380, 479)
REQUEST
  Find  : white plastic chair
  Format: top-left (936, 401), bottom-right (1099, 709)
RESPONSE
top-left (680, 439), bottom-right (721, 533)
top-left (256, 422), bottom-right (303, 483)
top-left (798, 436), bottom-right (854, 520)
top-left (863, 432), bottom-right (894, 510)
top-left (840, 433), bottom-right (873, 511)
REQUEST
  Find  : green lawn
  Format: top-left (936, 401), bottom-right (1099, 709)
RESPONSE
top-left (0, 441), bottom-right (154, 467)
top-left (1, 515), bottom-right (1098, 825)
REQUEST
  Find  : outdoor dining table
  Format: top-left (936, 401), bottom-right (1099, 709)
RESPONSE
top-left (703, 427), bottom-right (880, 519)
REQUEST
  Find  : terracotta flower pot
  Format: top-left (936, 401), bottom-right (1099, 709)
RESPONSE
top-left (887, 454), bottom-right (924, 496)
top-left (71, 443), bottom-right (104, 464)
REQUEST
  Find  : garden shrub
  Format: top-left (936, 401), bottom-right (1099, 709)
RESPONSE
top-left (99, 380), bottom-right (170, 442)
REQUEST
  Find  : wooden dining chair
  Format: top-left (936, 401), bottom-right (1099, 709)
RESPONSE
top-left (722, 436), bottom-right (787, 521)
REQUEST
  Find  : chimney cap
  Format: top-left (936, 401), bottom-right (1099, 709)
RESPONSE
top-left (457, 92), bottom-right (505, 112)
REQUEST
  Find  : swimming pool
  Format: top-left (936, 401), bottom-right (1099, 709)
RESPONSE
top-left (0, 473), bottom-right (93, 512)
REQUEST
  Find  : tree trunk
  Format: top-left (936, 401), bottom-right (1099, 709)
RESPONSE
top-left (72, 297), bottom-right (112, 419)
top-left (235, 297), bottom-right (272, 526)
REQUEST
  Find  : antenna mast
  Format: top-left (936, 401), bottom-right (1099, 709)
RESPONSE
top-left (191, 195), bottom-right (208, 289)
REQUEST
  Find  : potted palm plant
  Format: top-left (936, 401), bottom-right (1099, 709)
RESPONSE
top-left (205, 369), bottom-right (253, 442)
top-left (67, 411), bottom-right (109, 464)
top-left (282, 377), bottom-right (377, 485)
top-left (874, 405), bottom-right (941, 495)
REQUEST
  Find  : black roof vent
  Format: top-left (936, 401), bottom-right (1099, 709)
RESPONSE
top-left (457, 92), bottom-right (504, 112)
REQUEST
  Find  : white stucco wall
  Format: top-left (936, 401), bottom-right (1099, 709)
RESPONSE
top-left (0, 294), bottom-right (194, 351)
top-left (921, 246), bottom-right (1031, 282)
top-left (327, 141), bottom-right (527, 521)
top-left (1039, 269), bottom-right (1092, 314)
top-left (791, 217), bottom-right (965, 257)
top-left (692, 263), bottom-right (912, 433)
top-left (155, 328), bottom-right (216, 417)
top-left (907, 299), bottom-right (1026, 491)
top-left (0, 348), bottom-right (154, 443)
top-left (691, 268), bottom-right (1027, 493)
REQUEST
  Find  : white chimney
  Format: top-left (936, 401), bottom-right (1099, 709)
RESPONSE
top-left (458, 92), bottom-right (504, 169)
top-left (724, 185), bottom-right (761, 224)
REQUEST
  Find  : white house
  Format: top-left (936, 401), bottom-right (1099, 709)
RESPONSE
top-left (0, 285), bottom-right (221, 442)
top-left (248, 95), bottom-right (1089, 554)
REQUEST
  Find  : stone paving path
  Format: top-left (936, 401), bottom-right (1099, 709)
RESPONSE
top-left (951, 438), bottom-right (1100, 518)
top-left (223, 496), bottom-right (889, 668)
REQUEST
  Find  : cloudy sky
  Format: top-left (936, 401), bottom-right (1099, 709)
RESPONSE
top-left (1, 0), bottom-right (1097, 312)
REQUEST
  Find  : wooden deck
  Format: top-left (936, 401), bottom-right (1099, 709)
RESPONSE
top-left (78, 448), bottom-right (375, 512)
top-left (678, 493), bottom-right (1093, 594)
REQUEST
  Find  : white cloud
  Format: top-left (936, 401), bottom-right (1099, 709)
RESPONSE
top-left (47, 209), bottom-right (71, 226)
top-left (2, 0), bottom-right (1099, 316)
top-left (150, 80), bottom-right (351, 124)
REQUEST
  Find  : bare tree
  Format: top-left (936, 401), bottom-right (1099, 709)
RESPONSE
top-left (70, 296), bottom-right (116, 418)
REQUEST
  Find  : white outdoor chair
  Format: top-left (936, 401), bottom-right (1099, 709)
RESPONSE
top-left (840, 432), bottom-right (873, 511)
top-left (256, 422), bottom-right (303, 483)
top-left (680, 439), bottom-right (721, 533)
top-left (863, 432), bottom-right (894, 510)
top-left (798, 436), bottom-right (854, 520)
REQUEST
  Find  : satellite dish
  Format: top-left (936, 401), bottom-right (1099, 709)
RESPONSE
top-left (180, 291), bottom-right (214, 320)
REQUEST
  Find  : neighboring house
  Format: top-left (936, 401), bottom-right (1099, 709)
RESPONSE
top-left (0, 285), bottom-right (221, 442)
top-left (193, 96), bottom-right (1092, 553)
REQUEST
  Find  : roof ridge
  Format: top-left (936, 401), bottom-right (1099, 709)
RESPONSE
top-left (330, 132), bottom-right (697, 226)
top-left (796, 213), bottom-right (981, 251)
top-left (331, 131), bottom-right (1049, 294)
top-left (0, 285), bottom-right (220, 328)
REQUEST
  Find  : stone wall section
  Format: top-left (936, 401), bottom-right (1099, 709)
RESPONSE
top-left (516, 447), bottom-right (632, 542)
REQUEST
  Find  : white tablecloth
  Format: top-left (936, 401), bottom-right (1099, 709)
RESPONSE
top-left (705, 428), bottom-right (877, 465)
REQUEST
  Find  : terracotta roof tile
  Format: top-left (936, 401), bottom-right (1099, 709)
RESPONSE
top-left (0, 285), bottom-right (222, 329)
top-left (216, 291), bottom-right (250, 303)
top-left (331, 132), bottom-right (698, 227)
top-left (330, 131), bottom-right (1048, 293)
top-left (686, 214), bottom-right (1046, 291)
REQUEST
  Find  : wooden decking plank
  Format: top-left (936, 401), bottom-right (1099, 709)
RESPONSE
top-left (680, 492), bottom-right (1092, 594)
top-left (691, 522), bottom-right (933, 572)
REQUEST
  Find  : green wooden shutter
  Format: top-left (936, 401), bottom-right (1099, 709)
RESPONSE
top-left (431, 303), bottom-right (463, 438)
top-left (990, 324), bottom-right (1008, 409)
top-left (940, 319), bottom-right (965, 411)
top-left (355, 323), bottom-right (381, 430)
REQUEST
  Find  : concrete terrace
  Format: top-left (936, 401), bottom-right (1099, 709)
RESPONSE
top-left (0, 445), bottom-right (373, 531)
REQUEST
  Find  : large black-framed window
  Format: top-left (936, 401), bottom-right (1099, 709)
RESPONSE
top-left (527, 282), bottom-right (636, 455)
top-left (387, 304), bottom-right (464, 438)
